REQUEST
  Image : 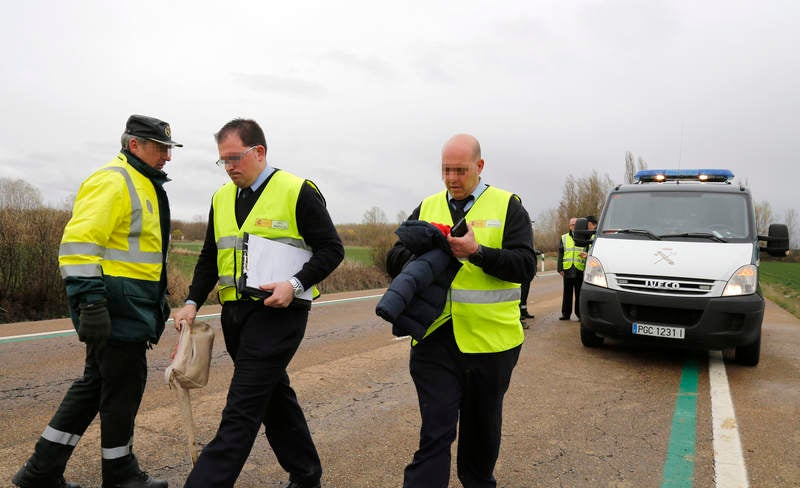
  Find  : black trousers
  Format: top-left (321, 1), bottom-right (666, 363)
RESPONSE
top-left (403, 322), bottom-right (520, 488)
top-left (561, 272), bottom-right (583, 318)
top-left (185, 301), bottom-right (321, 488)
top-left (519, 279), bottom-right (531, 314)
top-left (26, 340), bottom-right (147, 483)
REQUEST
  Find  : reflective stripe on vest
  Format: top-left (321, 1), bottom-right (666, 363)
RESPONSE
top-left (59, 159), bottom-right (163, 281)
top-left (213, 170), bottom-right (316, 303)
top-left (561, 233), bottom-right (586, 271)
top-left (418, 187), bottom-right (523, 353)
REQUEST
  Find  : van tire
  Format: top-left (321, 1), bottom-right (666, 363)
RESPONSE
top-left (734, 334), bottom-right (761, 366)
top-left (580, 325), bottom-right (604, 347)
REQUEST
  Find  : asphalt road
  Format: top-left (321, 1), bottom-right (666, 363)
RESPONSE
top-left (1, 273), bottom-right (798, 487)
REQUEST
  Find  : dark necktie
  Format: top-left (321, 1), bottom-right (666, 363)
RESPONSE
top-left (451, 196), bottom-right (472, 222)
top-left (235, 187), bottom-right (254, 226)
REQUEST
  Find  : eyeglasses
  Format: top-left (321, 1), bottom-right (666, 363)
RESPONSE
top-left (216, 146), bottom-right (258, 167)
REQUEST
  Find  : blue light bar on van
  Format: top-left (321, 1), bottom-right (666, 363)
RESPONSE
top-left (634, 169), bottom-right (734, 183)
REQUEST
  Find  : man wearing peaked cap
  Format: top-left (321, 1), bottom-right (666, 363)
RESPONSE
top-left (125, 114), bottom-right (183, 147)
top-left (12, 115), bottom-right (179, 488)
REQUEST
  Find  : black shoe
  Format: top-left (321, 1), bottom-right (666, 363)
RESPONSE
top-left (284, 481), bottom-right (321, 488)
top-left (12, 462), bottom-right (82, 488)
top-left (521, 319), bottom-right (529, 329)
top-left (520, 310), bottom-right (534, 319)
top-left (558, 315), bottom-right (570, 321)
top-left (103, 471), bottom-right (167, 488)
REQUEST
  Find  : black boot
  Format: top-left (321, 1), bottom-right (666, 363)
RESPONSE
top-left (283, 481), bottom-right (321, 488)
top-left (103, 471), bottom-right (167, 488)
top-left (12, 461), bottom-right (82, 488)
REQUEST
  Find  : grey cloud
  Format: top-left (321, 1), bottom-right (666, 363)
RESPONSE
top-left (233, 73), bottom-right (328, 98)
top-left (325, 50), bottom-right (396, 80)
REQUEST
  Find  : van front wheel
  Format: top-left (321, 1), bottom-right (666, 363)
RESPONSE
top-left (580, 325), bottom-right (604, 348)
top-left (734, 334), bottom-right (761, 366)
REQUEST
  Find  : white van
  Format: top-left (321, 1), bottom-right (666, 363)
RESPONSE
top-left (578, 169), bottom-right (789, 366)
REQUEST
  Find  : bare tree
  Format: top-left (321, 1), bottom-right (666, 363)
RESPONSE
top-left (624, 152), bottom-right (648, 184)
top-left (396, 210), bottom-right (408, 224)
top-left (533, 207), bottom-right (562, 253)
top-left (754, 200), bottom-right (774, 236)
top-left (558, 171), bottom-right (614, 233)
top-left (625, 151), bottom-right (635, 184)
top-left (784, 208), bottom-right (798, 249)
top-left (362, 206), bottom-right (388, 225)
top-left (558, 175), bottom-right (579, 225)
top-left (0, 178), bottom-right (43, 209)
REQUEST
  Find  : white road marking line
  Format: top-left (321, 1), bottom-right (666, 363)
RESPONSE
top-left (2, 294), bottom-right (387, 342)
top-left (2, 330), bottom-right (75, 340)
top-left (709, 350), bottom-right (750, 488)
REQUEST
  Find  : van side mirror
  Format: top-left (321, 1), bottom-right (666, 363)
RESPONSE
top-left (758, 223), bottom-right (790, 257)
top-left (572, 217), bottom-right (595, 247)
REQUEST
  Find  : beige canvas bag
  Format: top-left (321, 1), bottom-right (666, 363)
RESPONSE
top-left (165, 320), bottom-right (215, 388)
top-left (165, 320), bottom-right (215, 464)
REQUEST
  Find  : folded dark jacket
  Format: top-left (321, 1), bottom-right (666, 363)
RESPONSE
top-left (376, 220), bottom-right (462, 340)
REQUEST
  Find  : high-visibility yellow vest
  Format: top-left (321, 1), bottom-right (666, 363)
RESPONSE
top-left (561, 233), bottom-right (586, 271)
top-left (59, 154), bottom-right (164, 281)
top-left (212, 170), bottom-right (318, 303)
top-left (418, 187), bottom-right (523, 353)
top-left (59, 153), bottom-right (167, 342)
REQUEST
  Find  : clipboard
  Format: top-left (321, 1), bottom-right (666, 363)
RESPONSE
top-left (238, 232), bottom-right (314, 303)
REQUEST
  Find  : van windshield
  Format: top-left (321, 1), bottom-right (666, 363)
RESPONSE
top-left (600, 191), bottom-right (753, 242)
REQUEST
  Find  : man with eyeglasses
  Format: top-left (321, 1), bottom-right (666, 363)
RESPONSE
top-left (172, 118), bottom-right (343, 488)
top-left (12, 115), bottom-right (179, 488)
top-left (385, 134), bottom-right (535, 488)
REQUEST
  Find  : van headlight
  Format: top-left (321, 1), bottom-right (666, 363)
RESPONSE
top-left (722, 264), bottom-right (758, 296)
top-left (584, 256), bottom-right (607, 288)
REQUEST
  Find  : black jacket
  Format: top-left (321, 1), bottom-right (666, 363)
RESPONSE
top-left (375, 221), bottom-right (462, 340)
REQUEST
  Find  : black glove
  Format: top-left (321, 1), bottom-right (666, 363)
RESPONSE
top-left (78, 300), bottom-right (111, 349)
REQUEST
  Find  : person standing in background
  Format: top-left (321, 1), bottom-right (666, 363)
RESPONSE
top-left (558, 217), bottom-right (587, 321)
top-left (519, 252), bottom-right (537, 327)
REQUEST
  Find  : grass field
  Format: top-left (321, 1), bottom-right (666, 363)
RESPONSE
top-left (344, 246), bottom-right (373, 265)
top-left (168, 243), bottom-right (375, 274)
top-left (760, 260), bottom-right (800, 319)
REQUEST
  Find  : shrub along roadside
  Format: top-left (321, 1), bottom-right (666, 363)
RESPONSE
top-left (0, 208), bottom-right (70, 322)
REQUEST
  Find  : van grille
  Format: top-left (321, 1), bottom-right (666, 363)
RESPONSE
top-left (615, 274), bottom-right (715, 296)
top-left (621, 303), bottom-right (703, 326)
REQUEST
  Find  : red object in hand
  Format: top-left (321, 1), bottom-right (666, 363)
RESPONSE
top-left (430, 222), bottom-right (452, 236)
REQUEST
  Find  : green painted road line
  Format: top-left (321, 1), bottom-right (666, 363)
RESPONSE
top-left (661, 358), bottom-right (699, 488)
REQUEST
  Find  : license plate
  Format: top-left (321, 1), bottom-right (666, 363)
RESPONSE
top-left (631, 322), bottom-right (685, 339)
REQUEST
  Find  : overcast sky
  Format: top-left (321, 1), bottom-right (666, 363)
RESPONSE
top-left (1, 1), bottom-right (797, 226)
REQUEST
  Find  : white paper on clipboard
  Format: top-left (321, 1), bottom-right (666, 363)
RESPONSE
top-left (243, 233), bottom-right (313, 301)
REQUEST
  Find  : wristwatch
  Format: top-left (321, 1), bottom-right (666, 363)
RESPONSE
top-left (288, 277), bottom-right (304, 297)
top-left (468, 245), bottom-right (485, 266)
